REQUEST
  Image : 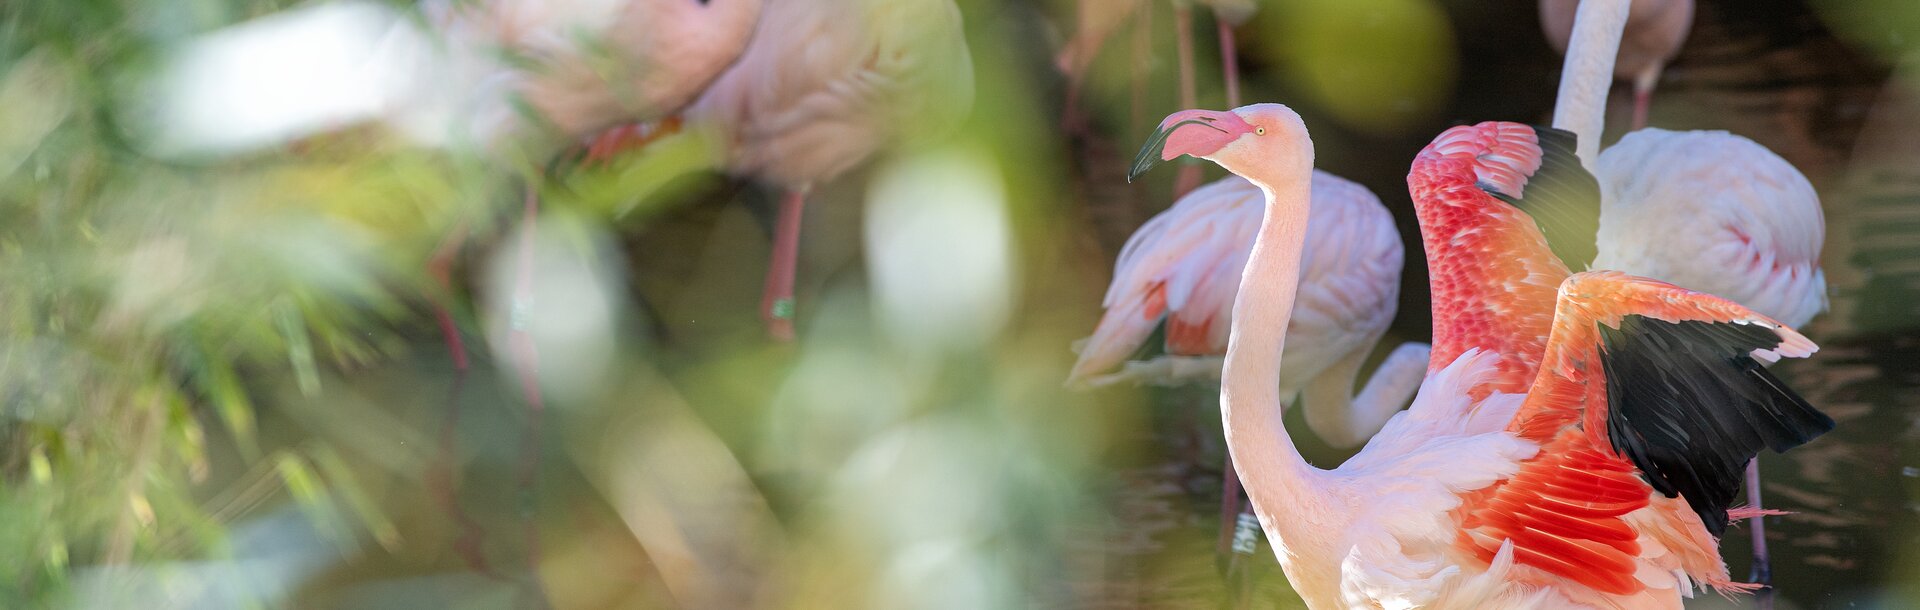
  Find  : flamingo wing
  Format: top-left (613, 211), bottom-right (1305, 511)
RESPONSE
top-left (1069, 177), bottom-right (1262, 381)
top-left (1279, 171), bottom-right (1406, 391)
top-left (1457, 271), bottom-right (1832, 595)
top-left (1472, 125), bottom-right (1602, 272)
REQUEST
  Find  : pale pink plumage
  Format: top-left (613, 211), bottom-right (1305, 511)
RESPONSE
top-left (1594, 128), bottom-right (1828, 328)
top-left (420, 0), bottom-right (762, 153)
top-left (1070, 171), bottom-right (1429, 447)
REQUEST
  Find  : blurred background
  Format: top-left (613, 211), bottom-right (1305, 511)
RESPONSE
top-left (0, 0), bottom-right (1918, 608)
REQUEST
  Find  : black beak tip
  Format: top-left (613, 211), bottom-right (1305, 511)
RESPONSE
top-left (1128, 129), bottom-right (1170, 183)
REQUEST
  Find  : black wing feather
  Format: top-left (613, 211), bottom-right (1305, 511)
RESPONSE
top-left (1598, 315), bottom-right (1835, 535)
top-left (1482, 126), bottom-right (1602, 271)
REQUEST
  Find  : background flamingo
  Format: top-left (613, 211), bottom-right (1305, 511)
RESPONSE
top-left (663, 0), bottom-right (975, 341)
top-left (1540, 0), bottom-right (1693, 131)
top-left (416, 0), bottom-right (763, 158)
top-left (1070, 171), bottom-right (1428, 448)
top-left (1552, 3), bottom-right (1829, 600)
top-left (1068, 170), bottom-right (1429, 592)
top-left (1138, 102), bottom-right (1832, 608)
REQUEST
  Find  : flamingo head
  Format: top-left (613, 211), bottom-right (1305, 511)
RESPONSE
top-left (1130, 104), bottom-right (1311, 184)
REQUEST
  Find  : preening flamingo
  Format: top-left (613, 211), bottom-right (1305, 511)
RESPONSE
top-left (1540, 0), bottom-right (1693, 130)
top-left (1070, 172), bottom-right (1429, 449)
top-left (669, 0), bottom-right (974, 340)
top-left (1553, 3), bottom-right (1828, 597)
top-left (1137, 103), bottom-right (1833, 608)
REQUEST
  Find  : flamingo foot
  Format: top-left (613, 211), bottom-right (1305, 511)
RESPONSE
top-left (761, 190), bottom-right (807, 341)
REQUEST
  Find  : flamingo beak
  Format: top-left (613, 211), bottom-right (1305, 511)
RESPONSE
top-left (1129, 109), bottom-right (1255, 182)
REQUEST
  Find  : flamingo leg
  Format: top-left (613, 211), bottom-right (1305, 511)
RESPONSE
top-left (428, 222), bottom-right (472, 372)
top-left (1630, 67), bottom-right (1661, 130)
top-left (1631, 86), bottom-right (1653, 131)
top-left (1216, 452), bottom-right (1242, 564)
top-left (1747, 458), bottom-right (1774, 610)
top-left (1130, 0), bottom-right (1151, 138)
top-left (1171, 4), bottom-right (1201, 198)
top-left (762, 189), bottom-right (807, 341)
top-left (1216, 13), bottom-right (1240, 108)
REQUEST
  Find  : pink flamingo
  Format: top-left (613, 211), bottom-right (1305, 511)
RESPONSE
top-left (1552, 4), bottom-right (1827, 600)
top-left (1070, 172), bottom-right (1429, 447)
top-left (668, 0), bottom-right (974, 340)
top-left (1135, 102), bottom-right (1832, 608)
top-left (1069, 170), bottom-right (1430, 590)
top-left (417, 0), bottom-right (763, 155)
top-left (1540, 0), bottom-right (1693, 130)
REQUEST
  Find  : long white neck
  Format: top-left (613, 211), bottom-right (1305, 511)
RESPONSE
top-left (1551, 0), bottom-right (1630, 168)
top-left (1224, 164), bottom-right (1335, 560)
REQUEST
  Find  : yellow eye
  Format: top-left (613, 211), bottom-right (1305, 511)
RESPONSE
top-left (1255, 126), bottom-right (1267, 136)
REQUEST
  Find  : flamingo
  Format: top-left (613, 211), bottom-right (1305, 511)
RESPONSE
top-left (1069, 170), bottom-right (1430, 593)
top-left (1069, 172), bottom-right (1429, 450)
top-left (1540, 0), bottom-right (1693, 130)
top-left (1134, 102), bottom-right (1833, 608)
top-left (1551, 3), bottom-right (1828, 599)
top-left (636, 0), bottom-right (977, 341)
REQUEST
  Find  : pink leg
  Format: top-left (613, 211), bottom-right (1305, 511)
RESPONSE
top-left (1748, 458), bottom-right (1774, 610)
top-left (1631, 85), bottom-right (1653, 131)
top-left (1171, 4), bottom-right (1202, 199)
top-left (428, 223), bottom-right (472, 371)
top-left (1130, 0), bottom-right (1151, 135)
top-left (1217, 452), bottom-right (1242, 561)
top-left (761, 190), bottom-right (806, 341)
top-left (1216, 13), bottom-right (1241, 108)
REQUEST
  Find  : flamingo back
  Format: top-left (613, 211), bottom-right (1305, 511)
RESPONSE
top-left (1069, 172), bottom-right (1402, 390)
top-left (689, 0), bottom-right (975, 189)
top-left (1592, 128), bottom-right (1828, 327)
top-left (424, 0), bottom-right (761, 144)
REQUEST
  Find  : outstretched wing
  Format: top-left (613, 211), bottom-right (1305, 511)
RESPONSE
top-left (1456, 271), bottom-right (1832, 595)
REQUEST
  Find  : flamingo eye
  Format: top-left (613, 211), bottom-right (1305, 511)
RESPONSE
top-left (1255, 126), bottom-right (1266, 136)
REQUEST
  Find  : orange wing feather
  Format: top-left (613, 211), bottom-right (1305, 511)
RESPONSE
top-left (1457, 271), bottom-right (1824, 596)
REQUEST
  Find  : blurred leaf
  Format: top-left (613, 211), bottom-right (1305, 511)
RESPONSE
top-left (1259, 0), bottom-right (1457, 135)
top-left (0, 52), bottom-right (74, 182)
top-left (306, 444), bottom-right (401, 552)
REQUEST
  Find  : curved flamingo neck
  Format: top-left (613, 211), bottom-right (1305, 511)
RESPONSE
top-left (1222, 158), bottom-right (1336, 562)
top-left (1551, 0), bottom-right (1630, 168)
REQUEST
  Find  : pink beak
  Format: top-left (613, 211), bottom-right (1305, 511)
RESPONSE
top-left (1129, 109), bottom-right (1255, 181)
